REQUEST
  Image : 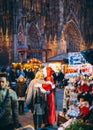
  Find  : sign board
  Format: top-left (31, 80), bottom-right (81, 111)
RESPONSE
top-left (68, 52), bottom-right (86, 65)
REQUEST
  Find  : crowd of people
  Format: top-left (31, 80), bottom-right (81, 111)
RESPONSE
top-left (1, 65), bottom-right (93, 130)
top-left (0, 66), bottom-right (59, 130)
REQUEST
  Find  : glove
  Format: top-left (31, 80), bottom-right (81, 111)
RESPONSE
top-left (46, 81), bottom-right (52, 85)
top-left (46, 81), bottom-right (55, 89)
top-left (40, 87), bottom-right (46, 93)
top-left (52, 84), bottom-right (55, 89)
top-left (46, 90), bottom-right (50, 94)
top-left (34, 83), bottom-right (42, 88)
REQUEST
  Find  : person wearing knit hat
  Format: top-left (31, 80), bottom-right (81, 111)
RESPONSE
top-left (16, 74), bottom-right (27, 114)
top-left (16, 74), bottom-right (26, 82)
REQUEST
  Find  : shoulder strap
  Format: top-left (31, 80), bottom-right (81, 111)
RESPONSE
top-left (1, 89), bottom-right (9, 107)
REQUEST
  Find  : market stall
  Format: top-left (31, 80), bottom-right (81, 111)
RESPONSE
top-left (63, 63), bottom-right (93, 78)
top-left (24, 58), bottom-right (43, 70)
top-left (12, 58), bottom-right (44, 70)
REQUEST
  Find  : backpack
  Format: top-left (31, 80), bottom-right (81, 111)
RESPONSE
top-left (0, 89), bottom-right (9, 119)
top-left (26, 93), bottom-right (34, 112)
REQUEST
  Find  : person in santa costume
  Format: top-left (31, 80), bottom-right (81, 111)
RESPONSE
top-left (35, 66), bottom-right (56, 128)
top-left (42, 66), bottom-right (56, 126)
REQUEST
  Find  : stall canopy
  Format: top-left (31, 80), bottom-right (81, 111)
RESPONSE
top-left (27, 58), bottom-right (42, 64)
top-left (23, 58), bottom-right (43, 69)
top-left (81, 48), bottom-right (93, 65)
top-left (47, 53), bottom-right (68, 63)
top-left (17, 45), bottom-right (28, 51)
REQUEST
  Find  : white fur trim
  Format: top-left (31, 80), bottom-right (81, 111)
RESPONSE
top-left (46, 81), bottom-right (52, 85)
top-left (42, 67), bottom-right (47, 78)
top-left (52, 84), bottom-right (55, 89)
top-left (40, 87), bottom-right (46, 93)
top-left (46, 81), bottom-right (55, 88)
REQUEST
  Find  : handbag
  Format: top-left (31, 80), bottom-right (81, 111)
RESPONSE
top-left (26, 93), bottom-right (34, 112)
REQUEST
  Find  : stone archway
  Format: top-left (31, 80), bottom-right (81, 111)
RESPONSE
top-left (27, 22), bottom-right (42, 60)
top-left (60, 20), bottom-right (85, 53)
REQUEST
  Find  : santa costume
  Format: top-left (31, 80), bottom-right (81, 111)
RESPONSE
top-left (42, 66), bottom-right (56, 125)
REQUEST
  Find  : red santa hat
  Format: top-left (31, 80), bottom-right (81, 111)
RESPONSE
top-left (43, 66), bottom-right (53, 77)
top-left (43, 66), bottom-right (55, 89)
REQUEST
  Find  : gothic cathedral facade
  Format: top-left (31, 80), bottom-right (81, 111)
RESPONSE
top-left (0, 0), bottom-right (93, 65)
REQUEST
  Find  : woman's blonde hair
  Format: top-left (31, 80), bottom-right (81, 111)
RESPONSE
top-left (35, 71), bottom-right (44, 80)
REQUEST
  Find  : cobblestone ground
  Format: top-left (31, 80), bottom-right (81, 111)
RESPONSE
top-left (19, 88), bottom-right (64, 128)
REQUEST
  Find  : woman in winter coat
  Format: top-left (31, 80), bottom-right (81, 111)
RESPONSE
top-left (26, 71), bottom-right (51, 129)
top-left (16, 75), bottom-right (27, 114)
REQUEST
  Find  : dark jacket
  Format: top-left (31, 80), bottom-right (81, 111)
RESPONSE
top-left (16, 81), bottom-right (27, 97)
top-left (0, 87), bottom-right (20, 128)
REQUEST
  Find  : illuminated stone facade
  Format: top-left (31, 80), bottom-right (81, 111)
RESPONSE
top-left (0, 0), bottom-right (93, 65)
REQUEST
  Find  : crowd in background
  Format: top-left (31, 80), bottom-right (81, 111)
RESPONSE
top-left (0, 65), bottom-right (65, 130)
top-left (1, 65), bottom-right (93, 130)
